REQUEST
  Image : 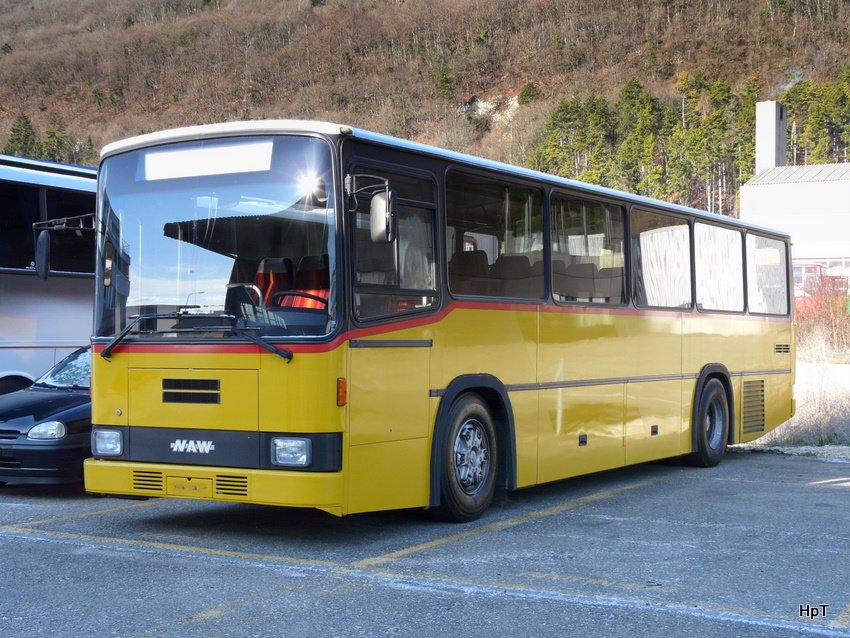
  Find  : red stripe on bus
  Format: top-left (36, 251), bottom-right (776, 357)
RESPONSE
top-left (90, 301), bottom-right (789, 357)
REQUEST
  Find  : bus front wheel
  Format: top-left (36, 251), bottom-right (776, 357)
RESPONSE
top-left (689, 378), bottom-right (729, 467)
top-left (436, 394), bottom-right (498, 523)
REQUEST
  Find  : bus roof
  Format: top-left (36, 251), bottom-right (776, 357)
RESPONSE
top-left (99, 120), bottom-right (790, 240)
top-left (0, 154), bottom-right (96, 192)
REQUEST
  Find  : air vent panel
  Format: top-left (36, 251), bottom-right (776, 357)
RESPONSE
top-left (742, 380), bottom-right (766, 434)
top-left (215, 474), bottom-right (249, 497)
top-left (774, 344), bottom-right (791, 354)
top-left (162, 379), bottom-right (221, 404)
top-left (133, 470), bottom-right (165, 492)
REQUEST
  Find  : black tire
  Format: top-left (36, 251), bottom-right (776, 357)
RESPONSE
top-left (689, 378), bottom-right (729, 468)
top-left (435, 394), bottom-right (498, 523)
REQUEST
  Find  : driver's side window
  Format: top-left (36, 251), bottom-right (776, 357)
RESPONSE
top-left (350, 166), bottom-right (438, 320)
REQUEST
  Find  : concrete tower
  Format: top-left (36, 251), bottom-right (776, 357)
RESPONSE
top-left (755, 101), bottom-right (787, 175)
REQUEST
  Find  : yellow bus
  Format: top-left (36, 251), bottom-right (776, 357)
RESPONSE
top-left (84, 121), bottom-right (794, 521)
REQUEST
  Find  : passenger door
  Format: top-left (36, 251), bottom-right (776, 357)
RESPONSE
top-left (344, 160), bottom-right (439, 513)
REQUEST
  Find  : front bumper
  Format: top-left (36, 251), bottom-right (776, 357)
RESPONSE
top-left (84, 459), bottom-right (344, 516)
top-left (0, 433), bottom-right (90, 484)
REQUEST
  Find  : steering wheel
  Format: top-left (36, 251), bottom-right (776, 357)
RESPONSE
top-left (270, 291), bottom-right (328, 306)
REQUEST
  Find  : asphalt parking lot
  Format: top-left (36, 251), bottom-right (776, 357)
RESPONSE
top-left (1, 450), bottom-right (849, 638)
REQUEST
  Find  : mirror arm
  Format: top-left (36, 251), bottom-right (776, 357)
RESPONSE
top-left (344, 173), bottom-right (390, 211)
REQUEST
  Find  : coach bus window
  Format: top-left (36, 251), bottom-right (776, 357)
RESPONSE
top-left (45, 188), bottom-right (96, 274)
top-left (0, 182), bottom-right (40, 269)
top-left (631, 209), bottom-right (691, 309)
top-left (446, 171), bottom-right (544, 299)
top-left (551, 195), bottom-right (625, 304)
top-left (695, 223), bottom-right (744, 312)
top-left (351, 168), bottom-right (437, 320)
top-left (746, 234), bottom-right (788, 315)
top-left (0, 182), bottom-right (93, 274)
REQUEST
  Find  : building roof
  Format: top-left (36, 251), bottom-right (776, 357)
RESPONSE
top-left (746, 162), bottom-right (850, 186)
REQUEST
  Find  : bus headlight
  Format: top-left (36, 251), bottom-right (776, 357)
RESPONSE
top-left (271, 437), bottom-right (311, 467)
top-left (93, 429), bottom-right (123, 456)
top-left (27, 421), bottom-right (67, 440)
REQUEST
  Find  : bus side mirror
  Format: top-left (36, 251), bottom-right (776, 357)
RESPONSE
top-left (370, 190), bottom-right (397, 243)
top-left (35, 230), bottom-right (51, 280)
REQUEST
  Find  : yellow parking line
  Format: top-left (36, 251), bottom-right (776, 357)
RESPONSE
top-left (3, 474), bottom-right (672, 576)
top-left (352, 475), bottom-right (672, 569)
top-left (0, 499), bottom-right (158, 529)
top-left (3, 526), bottom-right (341, 568)
top-left (830, 603), bottom-right (850, 629)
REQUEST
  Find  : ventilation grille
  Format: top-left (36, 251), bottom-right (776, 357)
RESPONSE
top-left (132, 470), bottom-right (165, 492)
top-left (162, 379), bottom-right (221, 404)
top-left (0, 429), bottom-right (19, 440)
top-left (774, 344), bottom-right (791, 354)
top-left (215, 474), bottom-right (249, 497)
top-left (742, 380), bottom-right (766, 434)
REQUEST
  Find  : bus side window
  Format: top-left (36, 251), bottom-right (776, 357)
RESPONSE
top-left (446, 171), bottom-right (544, 300)
top-left (551, 195), bottom-right (626, 304)
top-left (631, 209), bottom-right (691, 309)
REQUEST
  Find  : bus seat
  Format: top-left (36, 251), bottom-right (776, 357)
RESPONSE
top-left (491, 254), bottom-right (532, 298)
top-left (280, 254), bottom-right (330, 309)
top-left (254, 257), bottom-right (293, 306)
top-left (596, 267), bottom-right (625, 303)
top-left (551, 260), bottom-right (569, 299)
top-left (559, 262), bottom-right (598, 300)
top-left (449, 250), bottom-right (490, 296)
top-left (224, 283), bottom-right (261, 320)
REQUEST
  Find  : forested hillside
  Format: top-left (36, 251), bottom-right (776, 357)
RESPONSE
top-left (1, 0), bottom-right (849, 214)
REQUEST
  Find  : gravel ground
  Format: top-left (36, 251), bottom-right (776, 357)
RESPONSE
top-left (733, 443), bottom-right (850, 462)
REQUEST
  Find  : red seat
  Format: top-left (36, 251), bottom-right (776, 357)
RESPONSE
top-left (254, 258), bottom-right (294, 306)
top-left (279, 255), bottom-right (329, 309)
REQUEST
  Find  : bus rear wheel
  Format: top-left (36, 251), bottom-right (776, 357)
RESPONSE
top-left (436, 394), bottom-right (497, 523)
top-left (689, 378), bottom-right (729, 467)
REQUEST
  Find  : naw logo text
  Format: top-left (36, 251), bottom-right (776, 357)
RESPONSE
top-left (170, 439), bottom-right (216, 454)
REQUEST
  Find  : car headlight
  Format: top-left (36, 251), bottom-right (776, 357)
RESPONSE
top-left (92, 429), bottom-right (123, 456)
top-left (271, 437), bottom-right (311, 467)
top-left (27, 421), bottom-right (67, 440)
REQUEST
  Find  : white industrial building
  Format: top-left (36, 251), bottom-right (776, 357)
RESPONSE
top-left (740, 101), bottom-right (850, 281)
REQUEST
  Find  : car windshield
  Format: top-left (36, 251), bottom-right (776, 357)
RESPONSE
top-left (95, 134), bottom-right (337, 340)
top-left (35, 348), bottom-right (91, 389)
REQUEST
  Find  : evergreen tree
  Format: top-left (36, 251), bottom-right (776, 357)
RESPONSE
top-left (3, 113), bottom-right (40, 158)
top-left (528, 69), bottom-right (850, 215)
top-left (42, 115), bottom-right (71, 162)
top-left (530, 94), bottom-right (616, 187)
top-left (732, 80), bottom-right (759, 182)
top-left (612, 78), bottom-right (667, 197)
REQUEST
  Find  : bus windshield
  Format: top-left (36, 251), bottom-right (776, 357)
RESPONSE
top-left (95, 135), bottom-right (337, 340)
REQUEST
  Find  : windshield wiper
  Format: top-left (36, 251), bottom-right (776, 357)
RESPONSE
top-left (100, 312), bottom-right (182, 360)
top-left (221, 315), bottom-right (293, 363)
top-left (100, 312), bottom-right (294, 363)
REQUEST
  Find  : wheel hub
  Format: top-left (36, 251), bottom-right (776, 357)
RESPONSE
top-left (454, 418), bottom-right (490, 496)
